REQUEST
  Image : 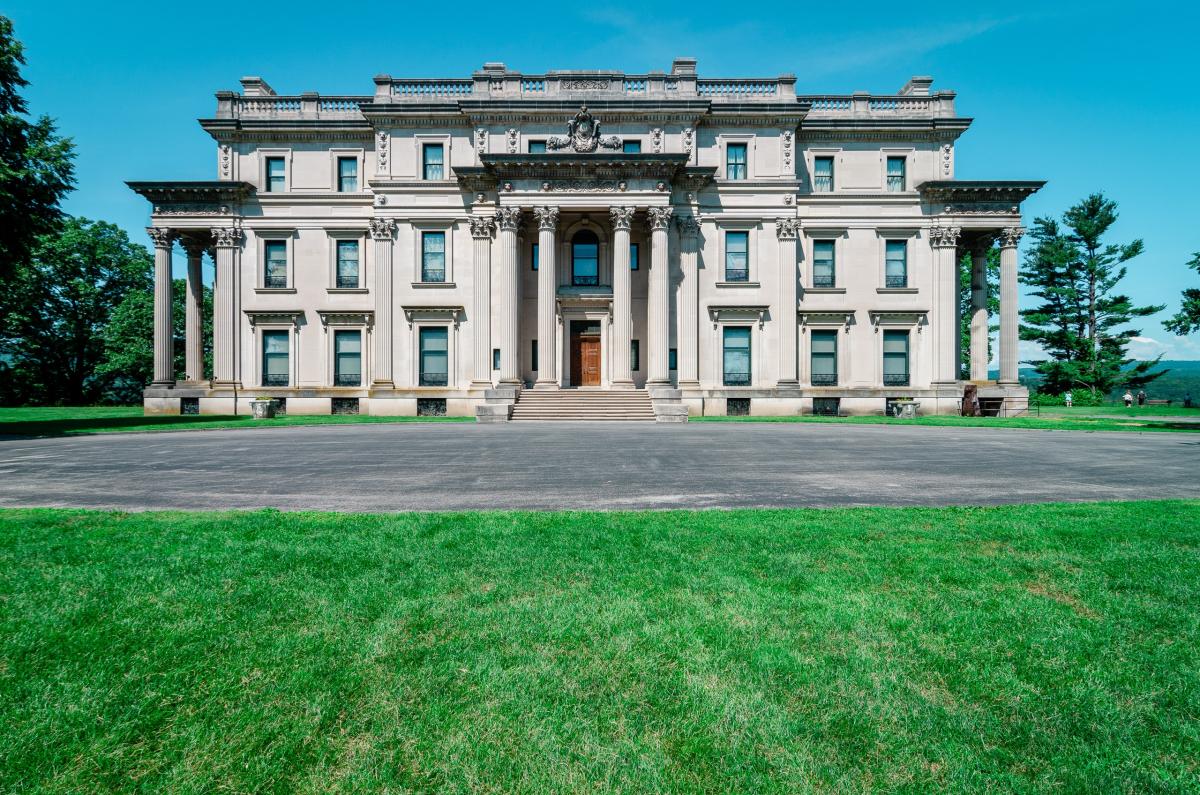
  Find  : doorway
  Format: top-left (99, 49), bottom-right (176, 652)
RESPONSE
top-left (570, 320), bottom-right (602, 386)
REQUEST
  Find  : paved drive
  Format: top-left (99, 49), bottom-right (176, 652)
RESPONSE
top-left (0, 422), bottom-right (1195, 511)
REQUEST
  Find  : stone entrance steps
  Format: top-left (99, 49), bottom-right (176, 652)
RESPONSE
top-left (510, 388), bottom-right (656, 421)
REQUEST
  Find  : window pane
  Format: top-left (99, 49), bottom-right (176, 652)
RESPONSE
top-left (726, 143), bottom-right (747, 180)
top-left (623, 140), bottom-right (641, 154)
top-left (813, 240), bottom-right (835, 287)
top-left (630, 243), bottom-right (639, 270)
top-left (266, 157), bottom-right (285, 192)
top-left (420, 327), bottom-right (449, 386)
top-left (668, 348), bottom-right (677, 370)
top-left (262, 331), bottom-right (289, 386)
top-left (336, 240), bottom-right (359, 288)
top-left (572, 231), bottom-right (599, 286)
top-left (886, 156), bottom-right (905, 191)
top-left (528, 141), bottom-right (546, 154)
top-left (423, 144), bottom-right (444, 180)
top-left (531, 242), bottom-right (538, 271)
top-left (631, 339), bottom-right (640, 371)
top-left (723, 326), bottom-right (751, 386)
top-left (337, 157), bottom-right (358, 192)
top-left (885, 241), bottom-right (907, 287)
top-left (814, 156), bottom-right (833, 192)
top-left (725, 231), bottom-right (749, 281)
top-left (883, 330), bottom-right (909, 384)
top-left (422, 232), bottom-right (446, 282)
top-left (264, 241), bottom-right (288, 288)
top-left (334, 330), bottom-right (361, 386)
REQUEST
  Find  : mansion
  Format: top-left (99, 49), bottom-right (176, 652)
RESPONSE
top-left (130, 59), bottom-right (1042, 421)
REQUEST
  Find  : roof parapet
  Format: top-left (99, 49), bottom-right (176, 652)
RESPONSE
top-left (239, 76), bottom-right (276, 97)
top-left (899, 76), bottom-right (934, 96)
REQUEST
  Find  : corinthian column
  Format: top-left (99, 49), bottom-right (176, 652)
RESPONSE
top-left (969, 239), bottom-right (993, 381)
top-left (676, 214), bottom-right (701, 387)
top-left (609, 206), bottom-right (635, 388)
top-left (469, 215), bottom-right (496, 387)
top-left (495, 208), bottom-right (522, 384)
top-left (998, 226), bottom-right (1024, 386)
top-left (533, 206), bottom-right (560, 389)
top-left (369, 219), bottom-right (396, 386)
top-left (929, 224), bottom-right (961, 384)
top-left (776, 218), bottom-right (801, 385)
top-left (181, 237), bottom-right (206, 383)
top-left (210, 226), bottom-right (243, 387)
top-left (148, 227), bottom-right (175, 386)
top-left (646, 206), bottom-right (673, 386)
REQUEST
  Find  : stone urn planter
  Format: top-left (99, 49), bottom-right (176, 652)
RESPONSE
top-left (895, 400), bottom-right (920, 419)
top-left (250, 398), bottom-right (276, 419)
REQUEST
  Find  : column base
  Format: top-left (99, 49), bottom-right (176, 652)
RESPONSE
top-left (372, 379), bottom-right (395, 389)
top-left (176, 379), bottom-right (209, 388)
top-left (150, 379), bottom-right (177, 388)
top-left (211, 380), bottom-right (243, 390)
top-left (776, 379), bottom-right (799, 387)
top-left (533, 379), bottom-right (560, 390)
top-left (469, 379), bottom-right (495, 390)
top-left (645, 378), bottom-right (671, 388)
top-left (610, 378), bottom-right (635, 390)
top-left (997, 380), bottom-right (1020, 387)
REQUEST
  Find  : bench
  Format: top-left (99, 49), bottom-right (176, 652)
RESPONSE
top-left (1145, 399), bottom-right (1173, 406)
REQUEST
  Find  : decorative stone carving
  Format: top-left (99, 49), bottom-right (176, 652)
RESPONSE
top-left (682, 128), bottom-right (694, 157)
top-left (676, 214), bottom-right (701, 237)
top-left (534, 206), bottom-right (560, 231)
top-left (219, 144), bottom-right (232, 178)
top-left (506, 129), bottom-right (518, 154)
top-left (609, 206), bottom-right (635, 231)
top-left (475, 128), bottom-right (487, 156)
top-left (546, 106), bottom-right (622, 153)
top-left (999, 226), bottom-right (1025, 248)
top-left (941, 143), bottom-right (953, 177)
top-left (146, 227), bottom-right (175, 249)
top-left (376, 131), bottom-right (389, 173)
top-left (495, 207), bottom-right (522, 230)
top-left (651, 128), bottom-right (663, 153)
top-left (210, 227), bottom-right (243, 248)
top-left (781, 129), bottom-right (793, 172)
top-left (928, 225), bottom-right (961, 248)
top-left (647, 206), bottom-right (673, 230)
top-left (561, 79), bottom-right (610, 91)
top-left (180, 236), bottom-right (208, 257)
top-left (541, 179), bottom-right (623, 192)
top-left (368, 218), bottom-right (396, 240)
top-left (153, 203), bottom-right (231, 216)
top-left (468, 215), bottom-right (496, 239)
top-left (776, 218), bottom-right (801, 240)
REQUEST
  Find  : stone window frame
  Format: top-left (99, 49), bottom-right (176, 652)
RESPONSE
top-left (254, 229), bottom-right (297, 292)
top-left (326, 229), bottom-right (368, 292)
top-left (882, 147), bottom-right (914, 193)
top-left (874, 228), bottom-right (920, 292)
top-left (869, 311), bottom-right (928, 387)
top-left (247, 315), bottom-right (302, 389)
top-left (803, 227), bottom-right (848, 292)
top-left (330, 148), bottom-right (365, 193)
top-left (716, 220), bottom-right (761, 287)
top-left (410, 220), bottom-right (456, 286)
top-left (410, 320), bottom-right (457, 388)
top-left (707, 306), bottom-right (768, 389)
top-left (807, 148), bottom-right (840, 193)
top-left (260, 148), bottom-right (292, 194)
top-left (321, 320), bottom-right (372, 388)
top-left (415, 134), bottom-right (451, 181)
top-left (720, 134), bottom-right (754, 181)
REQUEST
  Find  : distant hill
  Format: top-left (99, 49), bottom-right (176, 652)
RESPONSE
top-left (990, 361), bottom-right (1200, 403)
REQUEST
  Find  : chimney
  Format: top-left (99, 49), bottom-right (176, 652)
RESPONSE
top-left (240, 76), bottom-right (277, 97)
top-left (899, 76), bottom-right (934, 96)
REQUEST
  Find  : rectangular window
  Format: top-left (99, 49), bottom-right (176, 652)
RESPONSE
top-left (812, 397), bottom-right (840, 416)
top-left (886, 156), bottom-right (906, 192)
top-left (265, 156), bottom-right (285, 192)
top-left (885, 240), bottom-right (907, 288)
top-left (531, 242), bottom-right (538, 271)
top-left (263, 241), bottom-right (288, 288)
top-left (334, 329), bottom-right (361, 386)
top-left (422, 143), bottom-right (444, 180)
top-left (421, 231), bottom-right (446, 282)
top-left (669, 348), bottom-right (677, 371)
top-left (630, 243), bottom-right (639, 271)
top-left (812, 240), bottom-right (835, 288)
top-left (623, 140), bottom-right (641, 154)
top-left (883, 330), bottom-right (910, 386)
top-left (531, 340), bottom-right (538, 371)
top-left (335, 240), bottom-right (359, 288)
top-left (337, 156), bottom-right (358, 192)
top-left (725, 231), bottom-right (749, 282)
top-left (631, 339), bottom-right (640, 371)
top-left (813, 156), bottom-right (834, 192)
top-left (723, 326), bottom-right (751, 386)
top-left (726, 142), bottom-right (747, 180)
top-left (528, 140), bottom-right (546, 154)
top-left (492, 348), bottom-right (500, 370)
top-left (810, 330), bottom-right (838, 386)
top-left (419, 327), bottom-right (449, 386)
top-left (262, 330), bottom-right (289, 386)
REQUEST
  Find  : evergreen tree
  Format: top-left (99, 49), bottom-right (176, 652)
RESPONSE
top-left (1019, 193), bottom-right (1165, 395)
top-left (1164, 252), bottom-right (1200, 336)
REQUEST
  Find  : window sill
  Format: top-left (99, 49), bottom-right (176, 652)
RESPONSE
top-left (254, 287), bottom-right (297, 294)
top-left (411, 282), bottom-right (457, 289)
top-left (876, 287), bottom-right (918, 294)
top-left (716, 281), bottom-right (761, 288)
top-left (327, 287), bottom-right (369, 294)
top-left (804, 287), bottom-right (846, 294)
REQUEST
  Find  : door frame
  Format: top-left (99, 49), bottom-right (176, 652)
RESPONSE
top-left (559, 308), bottom-right (610, 388)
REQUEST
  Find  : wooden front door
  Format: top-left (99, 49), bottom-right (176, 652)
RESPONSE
top-left (570, 321), bottom-right (602, 386)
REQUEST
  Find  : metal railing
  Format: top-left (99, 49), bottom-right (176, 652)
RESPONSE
top-left (334, 373), bottom-right (361, 387)
top-left (419, 372), bottom-right (448, 387)
top-left (262, 374), bottom-right (289, 387)
top-left (885, 274), bottom-right (907, 288)
top-left (263, 273), bottom-right (288, 289)
top-left (724, 268), bottom-right (750, 282)
top-left (723, 372), bottom-right (752, 386)
top-left (812, 274), bottom-right (835, 288)
top-left (336, 275), bottom-right (359, 289)
top-left (811, 373), bottom-right (838, 386)
top-left (883, 373), bottom-right (910, 386)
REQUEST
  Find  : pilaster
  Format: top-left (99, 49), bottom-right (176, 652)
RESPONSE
top-left (609, 206), bottom-right (635, 388)
top-left (676, 214), bottom-right (701, 388)
top-left (210, 226), bottom-right (243, 387)
top-left (776, 218), bottom-right (801, 385)
top-left (469, 215), bottom-right (496, 387)
top-left (646, 206), bottom-right (673, 386)
top-left (369, 218), bottom-right (397, 386)
top-left (929, 224), bottom-right (961, 384)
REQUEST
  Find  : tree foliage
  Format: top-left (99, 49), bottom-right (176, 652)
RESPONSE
top-left (1019, 193), bottom-right (1166, 395)
top-left (1164, 252), bottom-right (1200, 336)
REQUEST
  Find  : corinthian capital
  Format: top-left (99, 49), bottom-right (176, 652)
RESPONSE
top-left (534, 206), bottom-right (560, 231)
top-left (647, 206), bottom-right (673, 230)
top-left (675, 214), bottom-right (701, 237)
top-left (146, 227), bottom-right (175, 249)
top-left (609, 206), bottom-right (635, 231)
top-left (775, 218), bottom-right (801, 240)
top-left (495, 207), bottom-right (522, 231)
top-left (468, 215), bottom-right (496, 239)
top-left (928, 224), bottom-right (961, 248)
top-left (999, 226), bottom-right (1025, 248)
top-left (209, 227), bottom-right (243, 248)
top-left (368, 218), bottom-right (396, 240)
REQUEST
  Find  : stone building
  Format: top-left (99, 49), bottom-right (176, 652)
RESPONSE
top-left (130, 59), bottom-right (1042, 421)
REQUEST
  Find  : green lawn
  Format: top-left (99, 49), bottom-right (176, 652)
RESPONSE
top-left (1, 503), bottom-right (1198, 793)
top-left (0, 406), bottom-right (471, 437)
top-left (695, 407), bottom-right (1200, 433)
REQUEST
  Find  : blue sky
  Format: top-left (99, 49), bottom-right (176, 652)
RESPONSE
top-left (7, 0), bottom-right (1199, 359)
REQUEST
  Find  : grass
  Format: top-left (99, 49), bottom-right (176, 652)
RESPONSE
top-left (0, 406), bottom-right (471, 437)
top-left (1, 502), bottom-right (1198, 793)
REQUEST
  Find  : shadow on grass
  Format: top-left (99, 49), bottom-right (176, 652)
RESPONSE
top-left (0, 414), bottom-right (250, 438)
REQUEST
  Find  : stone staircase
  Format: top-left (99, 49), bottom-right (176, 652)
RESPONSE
top-left (510, 388), bottom-right (657, 421)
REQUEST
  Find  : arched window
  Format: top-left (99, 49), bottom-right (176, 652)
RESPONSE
top-left (572, 229), bottom-right (599, 286)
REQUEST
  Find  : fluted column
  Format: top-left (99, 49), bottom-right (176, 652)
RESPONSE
top-left (210, 226), bottom-right (243, 387)
top-left (369, 219), bottom-right (396, 386)
top-left (776, 218), bottom-right (801, 385)
top-left (534, 206), bottom-right (560, 388)
top-left (676, 214), bottom-right (701, 387)
top-left (148, 228), bottom-right (175, 386)
top-left (469, 215), bottom-right (496, 387)
top-left (929, 225), bottom-right (961, 384)
top-left (969, 240), bottom-right (992, 381)
top-left (998, 227), bottom-right (1023, 386)
top-left (495, 208), bottom-right (522, 384)
top-left (181, 238), bottom-right (206, 383)
top-left (609, 206), bottom-right (635, 388)
top-left (646, 206), bottom-right (673, 386)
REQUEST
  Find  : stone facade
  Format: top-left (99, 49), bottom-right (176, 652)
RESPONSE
top-left (130, 59), bottom-right (1042, 420)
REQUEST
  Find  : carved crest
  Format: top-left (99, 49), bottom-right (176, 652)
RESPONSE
top-left (547, 106), bottom-right (622, 153)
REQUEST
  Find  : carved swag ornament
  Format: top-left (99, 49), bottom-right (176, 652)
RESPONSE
top-left (547, 106), bottom-right (622, 153)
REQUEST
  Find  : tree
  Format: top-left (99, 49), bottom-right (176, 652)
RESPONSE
top-left (1164, 252), bottom-right (1200, 336)
top-left (0, 15), bottom-right (75, 290)
top-left (959, 248), bottom-right (999, 378)
top-left (0, 218), bottom-right (151, 405)
top-left (1019, 193), bottom-right (1165, 395)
